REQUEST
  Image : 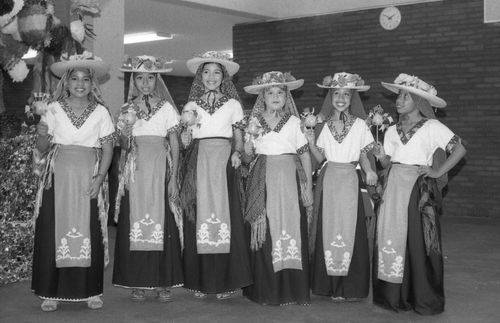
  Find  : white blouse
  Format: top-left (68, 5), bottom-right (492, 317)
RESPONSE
top-left (42, 100), bottom-right (115, 147)
top-left (254, 114), bottom-right (309, 155)
top-left (384, 118), bottom-right (457, 166)
top-left (317, 116), bottom-right (374, 163)
top-left (186, 97), bottom-right (244, 139)
top-left (132, 100), bottom-right (180, 137)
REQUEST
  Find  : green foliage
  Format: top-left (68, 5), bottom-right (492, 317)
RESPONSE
top-left (0, 123), bottom-right (37, 284)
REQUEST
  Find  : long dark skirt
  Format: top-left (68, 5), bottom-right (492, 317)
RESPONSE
top-left (31, 182), bottom-right (104, 301)
top-left (372, 179), bottom-right (444, 315)
top-left (243, 210), bottom-right (310, 305)
top-left (183, 159), bottom-right (252, 294)
top-left (310, 178), bottom-right (370, 299)
top-left (112, 172), bottom-right (183, 289)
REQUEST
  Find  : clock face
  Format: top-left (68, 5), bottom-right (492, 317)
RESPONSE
top-left (380, 6), bottom-right (401, 30)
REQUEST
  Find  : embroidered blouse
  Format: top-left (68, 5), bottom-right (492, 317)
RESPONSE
top-left (186, 97), bottom-right (244, 139)
top-left (42, 100), bottom-right (116, 147)
top-left (254, 114), bottom-right (309, 156)
top-left (384, 118), bottom-right (459, 166)
top-left (316, 116), bottom-right (375, 163)
top-left (131, 100), bottom-right (180, 137)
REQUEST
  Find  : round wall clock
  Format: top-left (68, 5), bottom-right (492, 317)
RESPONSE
top-left (379, 6), bottom-right (401, 30)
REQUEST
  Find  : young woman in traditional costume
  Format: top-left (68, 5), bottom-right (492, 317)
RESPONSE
top-left (305, 72), bottom-right (377, 302)
top-left (372, 73), bottom-right (466, 315)
top-left (112, 56), bottom-right (183, 302)
top-left (179, 51), bottom-right (252, 299)
top-left (242, 71), bottom-right (313, 305)
top-left (31, 52), bottom-right (115, 311)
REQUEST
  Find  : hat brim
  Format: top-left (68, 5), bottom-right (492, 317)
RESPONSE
top-left (186, 57), bottom-right (240, 76)
top-left (316, 83), bottom-right (370, 92)
top-left (120, 67), bottom-right (173, 74)
top-left (0, 0), bottom-right (23, 28)
top-left (244, 79), bottom-right (304, 95)
top-left (381, 82), bottom-right (446, 108)
top-left (51, 60), bottom-right (110, 78)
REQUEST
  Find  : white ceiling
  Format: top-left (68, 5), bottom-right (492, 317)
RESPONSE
top-left (124, 0), bottom-right (440, 76)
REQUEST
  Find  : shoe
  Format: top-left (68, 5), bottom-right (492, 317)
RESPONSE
top-left (41, 300), bottom-right (58, 312)
top-left (130, 289), bottom-right (146, 302)
top-left (87, 296), bottom-right (103, 310)
top-left (157, 289), bottom-right (172, 302)
top-left (216, 291), bottom-right (235, 300)
top-left (193, 291), bottom-right (207, 299)
top-left (331, 296), bottom-right (345, 302)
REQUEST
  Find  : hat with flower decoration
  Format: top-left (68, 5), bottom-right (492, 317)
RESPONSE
top-left (381, 73), bottom-right (446, 108)
top-left (244, 71), bottom-right (303, 118)
top-left (120, 55), bottom-right (172, 73)
top-left (50, 51), bottom-right (109, 78)
top-left (317, 72), bottom-right (370, 92)
top-left (186, 51), bottom-right (239, 76)
top-left (244, 71), bottom-right (304, 95)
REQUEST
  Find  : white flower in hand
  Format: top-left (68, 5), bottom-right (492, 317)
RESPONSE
top-left (70, 20), bottom-right (85, 42)
top-left (372, 113), bottom-right (384, 126)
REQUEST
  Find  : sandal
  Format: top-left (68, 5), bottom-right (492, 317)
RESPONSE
top-left (157, 288), bottom-right (172, 302)
top-left (193, 291), bottom-right (207, 299)
top-left (216, 291), bottom-right (235, 300)
top-left (41, 299), bottom-right (58, 312)
top-left (87, 296), bottom-right (103, 310)
top-left (130, 289), bottom-right (146, 302)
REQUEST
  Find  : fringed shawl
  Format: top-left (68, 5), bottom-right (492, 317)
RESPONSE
top-left (179, 139), bottom-right (200, 224)
top-left (244, 154), bottom-right (310, 251)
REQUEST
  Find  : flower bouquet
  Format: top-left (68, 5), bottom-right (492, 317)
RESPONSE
top-left (244, 116), bottom-right (263, 146)
top-left (365, 105), bottom-right (393, 142)
top-left (300, 107), bottom-right (317, 131)
top-left (180, 105), bottom-right (201, 129)
top-left (179, 105), bottom-right (201, 147)
top-left (116, 103), bottom-right (138, 136)
top-left (25, 92), bottom-right (51, 118)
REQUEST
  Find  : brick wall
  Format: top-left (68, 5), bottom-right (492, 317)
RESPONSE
top-left (163, 75), bottom-right (193, 110)
top-left (233, 0), bottom-right (500, 218)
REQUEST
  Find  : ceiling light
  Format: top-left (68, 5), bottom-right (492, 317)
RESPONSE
top-left (124, 32), bottom-right (173, 45)
top-left (22, 48), bottom-right (39, 59)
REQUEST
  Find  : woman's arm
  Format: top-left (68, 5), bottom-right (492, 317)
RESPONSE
top-left (373, 142), bottom-right (391, 169)
top-left (168, 131), bottom-right (180, 198)
top-left (418, 142), bottom-right (466, 178)
top-left (299, 151), bottom-right (314, 207)
top-left (242, 139), bottom-right (255, 164)
top-left (88, 142), bottom-right (114, 198)
top-left (231, 127), bottom-right (244, 168)
top-left (35, 122), bottom-right (50, 153)
top-left (304, 129), bottom-right (325, 163)
top-left (359, 152), bottom-right (378, 186)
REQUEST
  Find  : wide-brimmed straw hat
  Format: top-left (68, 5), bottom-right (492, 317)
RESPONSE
top-left (381, 73), bottom-right (446, 108)
top-left (120, 55), bottom-right (173, 73)
top-left (186, 51), bottom-right (239, 76)
top-left (317, 72), bottom-right (370, 91)
top-left (244, 71), bottom-right (304, 95)
top-left (50, 51), bottom-right (109, 78)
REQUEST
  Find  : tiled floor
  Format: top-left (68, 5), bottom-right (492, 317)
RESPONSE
top-left (1, 216), bottom-right (499, 323)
